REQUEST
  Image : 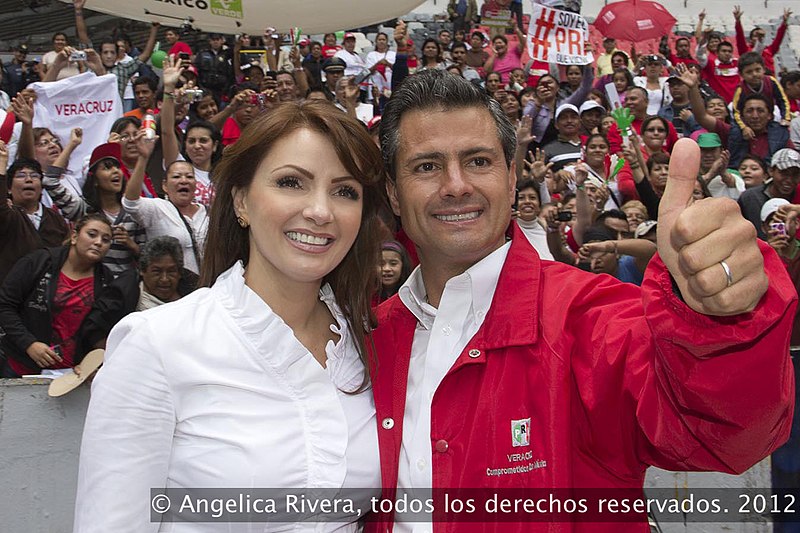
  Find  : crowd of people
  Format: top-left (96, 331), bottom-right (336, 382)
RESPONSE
top-left (1, 0), bottom-right (800, 530)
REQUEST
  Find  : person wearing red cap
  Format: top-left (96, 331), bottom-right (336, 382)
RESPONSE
top-left (334, 33), bottom-right (367, 79)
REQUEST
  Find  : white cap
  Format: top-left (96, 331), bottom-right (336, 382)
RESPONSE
top-left (634, 220), bottom-right (657, 238)
top-left (555, 103), bottom-right (580, 120)
top-left (579, 100), bottom-right (605, 114)
top-left (760, 198), bottom-right (790, 222)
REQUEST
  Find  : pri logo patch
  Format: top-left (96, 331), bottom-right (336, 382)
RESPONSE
top-left (210, 0), bottom-right (243, 19)
top-left (511, 418), bottom-right (530, 447)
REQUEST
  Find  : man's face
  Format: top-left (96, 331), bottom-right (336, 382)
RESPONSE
top-left (311, 43), bottom-right (322, 59)
top-left (769, 167), bottom-right (800, 198)
top-left (451, 47), bottom-right (466, 65)
top-left (667, 80), bottom-right (688, 101)
top-left (165, 30), bottom-right (179, 45)
top-left (589, 243), bottom-right (618, 274)
top-left (676, 39), bottom-right (690, 57)
top-left (210, 36), bottom-right (224, 51)
top-left (581, 109), bottom-right (604, 132)
top-left (344, 37), bottom-right (356, 52)
top-left (751, 28), bottom-right (766, 44)
top-left (13, 49), bottom-right (26, 63)
top-left (471, 34), bottom-right (484, 49)
top-left (717, 44), bottom-right (733, 63)
top-left (439, 32), bottom-right (451, 46)
top-left (603, 39), bottom-right (616, 53)
top-left (387, 107), bottom-right (516, 276)
top-left (100, 43), bottom-right (118, 68)
top-left (276, 73), bottom-right (297, 102)
top-left (604, 217), bottom-right (630, 239)
top-left (556, 110), bottom-right (580, 138)
top-left (325, 69), bottom-right (344, 90)
top-left (708, 36), bottom-right (721, 52)
top-left (624, 89), bottom-right (647, 118)
top-left (9, 165), bottom-right (42, 207)
top-left (742, 100), bottom-right (770, 132)
top-left (134, 84), bottom-right (155, 110)
top-left (741, 63), bottom-right (765, 88)
top-left (700, 146), bottom-right (721, 172)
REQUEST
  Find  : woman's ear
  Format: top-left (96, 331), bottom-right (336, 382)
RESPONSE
top-left (232, 186), bottom-right (248, 222)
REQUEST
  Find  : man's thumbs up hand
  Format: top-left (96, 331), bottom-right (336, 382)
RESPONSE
top-left (657, 139), bottom-right (767, 316)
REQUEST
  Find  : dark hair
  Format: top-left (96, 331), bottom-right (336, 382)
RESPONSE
top-left (52, 32), bottom-right (68, 43)
top-left (140, 235), bottom-right (184, 271)
top-left (611, 51), bottom-right (629, 64)
top-left (379, 240), bottom-right (412, 300)
top-left (200, 101), bottom-right (385, 391)
top-left (132, 76), bottom-right (158, 93)
top-left (420, 38), bottom-right (443, 66)
top-left (741, 92), bottom-right (771, 110)
top-left (583, 223), bottom-right (617, 243)
top-left (181, 120), bottom-right (223, 167)
top-left (627, 86), bottom-right (649, 102)
top-left (6, 158), bottom-right (42, 189)
top-left (560, 192), bottom-right (576, 206)
top-left (189, 90), bottom-right (220, 122)
top-left (471, 30), bottom-right (485, 41)
top-left (82, 157), bottom-right (123, 211)
top-left (641, 115), bottom-right (669, 134)
top-left (739, 153), bottom-right (768, 173)
top-left (676, 36), bottom-right (690, 45)
top-left (451, 42), bottom-right (467, 53)
top-left (111, 116), bottom-right (142, 135)
top-left (492, 34), bottom-right (508, 45)
top-left (596, 209), bottom-right (627, 225)
top-left (646, 151), bottom-right (670, 173)
top-left (718, 40), bottom-right (734, 51)
top-left (32, 127), bottom-right (60, 145)
top-left (612, 67), bottom-right (634, 90)
top-left (517, 178), bottom-right (540, 193)
top-left (781, 70), bottom-right (800, 88)
top-left (99, 38), bottom-right (118, 51)
top-left (588, 89), bottom-right (610, 110)
top-left (74, 212), bottom-right (113, 235)
top-left (749, 27), bottom-right (763, 39)
top-left (585, 133), bottom-right (609, 149)
top-left (379, 69), bottom-right (515, 181)
top-left (739, 51), bottom-right (765, 71)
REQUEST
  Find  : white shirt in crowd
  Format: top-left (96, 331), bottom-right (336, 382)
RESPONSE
top-left (633, 76), bottom-right (672, 115)
top-left (121, 196), bottom-right (208, 274)
top-left (74, 262), bottom-right (380, 532)
top-left (334, 49), bottom-right (367, 78)
top-left (395, 243), bottom-right (510, 532)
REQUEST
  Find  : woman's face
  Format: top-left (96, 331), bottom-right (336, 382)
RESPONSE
top-left (165, 30), bottom-right (179, 45)
top-left (739, 159), bottom-right (766, 188)
top-left (706, 98), bottom-right (728, 120)
top-left (233, 128), bottom-right (364, 287)
top-left (692, 180), bottom-right (706, 200)
top-left (611, 55), bottom-right (626, 69)
top-left (118, 123), bottom-right (140, 162)
top-left (311, 43), bottom-right (322, 59)
top-left (649, 163), bottom-right (669, 195)
top-left (185, 127), bottom-right (217, 168)
top-left (566, 66), bottom-right (582, 87)
top-left (71, 220), bottom-right (112, 264)
top-left (53, 34), bottom-right (68, 53)
top-left (142, 255), bottom-right (181, 302)
top-left (34, 132), bottom-right (62, 166)
top-left (623, 207), bottom-right (647, 233)
top-left (93, 159), bottom-right (124, 194)
top-left (536, 76), bottom-right (557, 101)
top-left (379, 250), bottom-right (403, 288)
top-left (600, 116), bottom-right (615, 135)
top-left (612, 72), bottom-right (628, 93)
top-left (375, 34), bottom-right (388, 51)
top-left (423, 41), bottom-right (439, 59)
top-left (486, 74), bottom-right (501, 93)
top-left (585, 138), bottom-right (609, 167)
top-left (324, 34), bottom-right (336, 46)
top-left (516, 187), bottom-right (540, 222)
top-left (501, 96), bottom-right (520, 118)
top-left (520, 91), bottom-right (536, 108)
top-left (642, 120), bottom-right (667, 151)
top-left (196, 95), bottom-right (218, 121)
top-left (164, 162), bottom-right (197, 207)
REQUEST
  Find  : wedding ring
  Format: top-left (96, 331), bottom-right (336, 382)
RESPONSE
top-left (720, 260), bottom-right (733, 288)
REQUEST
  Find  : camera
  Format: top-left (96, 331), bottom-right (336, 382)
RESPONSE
top-left (69, 50), bottom-right (87, 62)
top-left (250, 93), bottom-right (266, 106)
top-left (178, 52), bottom-right (190, 61)
top-left (184, 88), bottom-right (203, 102)
top-left (556, 211), bottom-right (573, 222)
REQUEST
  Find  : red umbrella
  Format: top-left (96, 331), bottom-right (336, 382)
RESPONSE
top-left (594, 0), bottom-right (677, 42)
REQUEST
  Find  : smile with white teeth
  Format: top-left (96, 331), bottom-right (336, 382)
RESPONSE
top-left (286, 231), bottom-right (331, 245)
top-left (434, 211), bottom-right (481, 222)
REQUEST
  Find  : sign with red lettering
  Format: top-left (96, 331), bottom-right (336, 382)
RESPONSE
top-left (527, 1), bottom-right (592, 65)
top-left (31, 73), bottom-right (122, 180)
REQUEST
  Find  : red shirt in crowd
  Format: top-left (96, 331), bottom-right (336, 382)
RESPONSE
top-left (168, 41), bottom-right (193, 58)
top-left (701, 53), bottom-right (740, 103)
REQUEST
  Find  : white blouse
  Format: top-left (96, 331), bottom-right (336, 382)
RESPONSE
top-left (74, 262), bottom-right (381, 532)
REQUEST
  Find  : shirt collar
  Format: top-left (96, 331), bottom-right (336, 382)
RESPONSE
top-left (398, 242), bottom-right (511, 330)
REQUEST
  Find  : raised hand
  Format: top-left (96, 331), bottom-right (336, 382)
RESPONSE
top-left (733, 6), bottom-right (743, 20)
top-left (526, 148), bottom-right (553, 182)
top-left (657, 138), bottom-right (767, 315)
top-left (11, 94), bottom-right (34, 125)
top-left (162, 54), bottom-right (184, 90)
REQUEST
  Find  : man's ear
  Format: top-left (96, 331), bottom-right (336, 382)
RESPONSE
top-left (508, 161), bottom-right (518, 207)
top-left (386, 178), bottom-right (402, 217)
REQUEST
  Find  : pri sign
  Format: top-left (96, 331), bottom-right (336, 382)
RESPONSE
top-left (527, 1), bottom-right (592, 65)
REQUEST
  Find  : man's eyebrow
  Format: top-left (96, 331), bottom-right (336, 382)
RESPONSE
top-left (405, 147), bottom-right (498, 164)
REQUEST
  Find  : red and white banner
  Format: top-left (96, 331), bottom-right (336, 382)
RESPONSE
top-left (31, 73), bottom-right (122, 181)
top-left (527, 1), bottom-right (592, 65)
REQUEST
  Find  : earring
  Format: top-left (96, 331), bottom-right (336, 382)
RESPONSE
top-left (237, 215), bottom-right (249, 228)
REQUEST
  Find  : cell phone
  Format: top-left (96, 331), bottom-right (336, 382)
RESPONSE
top-left (556, 211), bottom-right (573, 222)
top-left (264, 71), bottom-right (278, 80)
top-left (770, 222), bottom-right (787, 237)
top-left (50, 344), bottom-right (63, 358)
top-left (179, 52), bottom-right (190, 61)
top-left (69, 50), bottom-right (87, 62)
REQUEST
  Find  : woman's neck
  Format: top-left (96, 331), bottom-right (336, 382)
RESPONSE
top-left (63, 248), bottom-right (95, 279)
top-left (98, 190), bottom-right (120, 212)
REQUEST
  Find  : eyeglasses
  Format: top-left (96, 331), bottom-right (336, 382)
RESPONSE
top-left (13, 172), bottom-right (42, 180)
top-left (644, 127), bottom-right (666, 133)
top-left (118, 134), bottom-right (136, 142)
top-left (35, 138), bottom-right (61, 147)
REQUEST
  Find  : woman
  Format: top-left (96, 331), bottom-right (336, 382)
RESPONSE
top-left (32, 127), bottom-right (76, 205)
top-left (188, 90), bottom-right (219, 122)
top-left (583, 133), bottom-right (634, 207)
top-left (706, 95), bottom-right (731, 123)
top-left (43, 135), bottom-right (146, 274)
top-left (514, 178), bottom-right (555, 260)
top-left (378, 240), bottom-right (411, 302)
top-left (621, 200), bottom-right (648, 234)
top-left (365, 32), bottom-right (395, 98)
top-left (558, 65), bottom-right (583, 99)
top-left (75, 101), bottom-right (384, 532)
top-left (136, 236), bottom-right (196, 311)
top-left (0, 213), bottom-right (138, 378)
top-left (594, 51), bottom-right (631, 91)
top-left (633, 55), bottom-right (670, 115)
top-left (110, 116), bottom-right (158, 197)
top-left (162, 59), bottom-right (223, 207)
top-left (484, 29), bottom-right (526, 83)
top-left (639, 115), bottom-right (670, 158)
top-left (587, 89), bottom-right (610, 111)
top-left (501, 93), bottom-right (521, 126)
top-left (485, 71), bottom-right (503, 99)
top-left (523, 68), bottom-right (594, 147)
top-left (321, 32), bottom-right (341, 58)
top-left (123, 137), bottom-right (208, 275)
top-left (418, 38), bottom-right (446, 71)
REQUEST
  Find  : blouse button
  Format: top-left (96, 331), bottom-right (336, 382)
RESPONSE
top-left (468, 349), bottom-right (481, 358)
top-left (381, 417), bottom-right (395, 430)
top-left (434, 439), bottom-right (449, 453)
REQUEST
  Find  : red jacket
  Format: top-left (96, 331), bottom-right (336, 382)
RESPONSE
top-left (735, 20), bottom-right (786, 74)
top-left (367, 225), bottom-right (796, 532)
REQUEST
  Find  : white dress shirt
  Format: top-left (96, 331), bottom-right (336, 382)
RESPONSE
top-left (395, 243), bottom-right (510, 532)
top-left (74, 262), bottom-right (380, 532)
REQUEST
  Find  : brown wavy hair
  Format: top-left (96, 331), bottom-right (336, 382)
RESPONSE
top-left (200, 101), bottom-right (385, 391)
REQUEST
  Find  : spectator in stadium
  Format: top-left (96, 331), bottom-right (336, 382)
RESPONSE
top-left (321, 32), bottom-right (341, 59)
top-left (578, 101), bottom-right (605, 135)
top-left (216, 83), bottom-right (262, 146)
top-left (596, 37), bottom-right (634, 76)
top-left (640, 116), bottom-right (671, 159)
top-left (107, 116), bottom-right (158, 198)
top-left (76, 101), bottom-right (384, 532)
top-left (43, 137), bottom-right (146, 274)
top-left (697, 39), bottom-right (739, 103)
top-left (594, 52), bottom-right (633, 92)
top-left (543, 104), bottom-right (583, 173)
top-left (732, 52), bottom-right (792, 136)
top-left (658, 75), bottom-right (696, 137)
top-left (577, 224), bottom-right (655, 285)
top-left (303, 41), bottom-right (325, 89)
top-left (448, 0), bottom-right (478, 34)
top-left (194, 33), bottom-right (233, 101)
top-left (335, 33), bottom-right (367, 78)
top-left (321, 57), bottom-right (346, 102)
top-left (634, 54), bottom-right (671, 115)
top-left (524, 67), bottom-right (594, 147)
top-left (661, 36), bottom-right (698, 67)
top-left (738, 153), bottom-right (768, 189)
top-left (123, 76), bottom-right (158, 120)
top-left (136, 236), bottom-right (196, 311)
top-left (418, 38), bottom-right (447, 72)
top-left (379, 240), bottom-right (413, 302)
top-left (3, 45), bottom-right (38, 97)
top-left (484, 25), bottom-right (526, 84)
top-left (621, 200), bottom-right (648, 234)
top-left (0, 151), bottom-right (70, 283)
top-left (465, 31), bottom-right (489, 69)
top-left (559, 65), bottom-right (584, 100)
top-left (739, 148), bottom-right (800, 239)
top-left (164, 27), bottom-right (192, 58)
top-left (695, 133), bottom-right (746, 199)
top-left (0, 213), bottom-right (138, 378)
top-left (449, 42), bottom-right (480, 82)
top-left (365, 32), bottom-right (396, 97)
top-left (98, 25), bottom-right (159, 99)
top-left (41, 32), bottom-right (81, 80)
top-left (607, 87), bottom-right (678, 154)
top-left (514, 178), bottom-right (554, 260)
top-left (733, 6), bottom-right (791, 75)
top-left (438, 29), bottom-right (453, 61)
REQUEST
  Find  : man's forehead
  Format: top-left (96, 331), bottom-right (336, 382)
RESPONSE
top-left (397, 107), bottom-right (500, 150)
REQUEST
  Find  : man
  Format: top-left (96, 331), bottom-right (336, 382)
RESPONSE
top-left (781, 70), bottom-right (800, 114)
top-left (739, 148), bottom-right (800, 240)
top-left (695, 132), bottom-right (746, 199)
top-left (733, 6), bottom-right (791, 75)
top-left (4, 45), bottom-right (38, 97)
top-left (370, 69), bottom-right (795, 532)
top-left (698, 40), bottom-right (739, 103)
top-left (577, 224), bottom-right (656, 286)
top-left (685, 67), bottom-right (793, 167)
top-left (450, 42), bottom-right (480, 82)
top-left (447, 0), bottom-right (478, 34)
top-left (99, 24), bottom-right (159, 100)
top-left (124, 77), bottom-right (158, 120)
top-left (658, 75), bottom-right (694, 137)
top-left (596, 37), bottom-right (633, 76)
top-left (662, 36), bottom-right (698, 68)
top-left (194, 33), bottom-right (233, 101)
top-left (543, 104), bottom-right (582, 172)
top-left (438, 30), bottom-right (453, 62)
top-left (164, 27), bottom-right (192, 58)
